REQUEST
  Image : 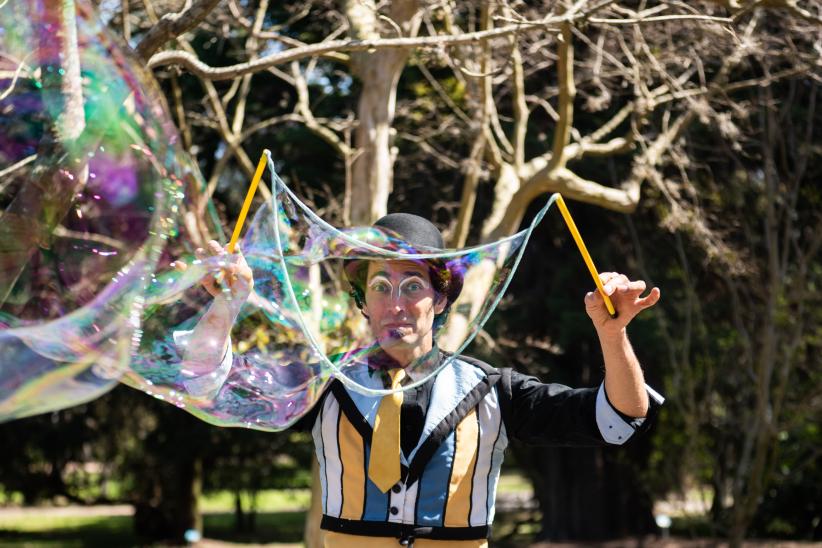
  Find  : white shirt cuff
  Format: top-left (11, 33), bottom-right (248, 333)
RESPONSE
top-left (595, 382), bottom-right (665, 445)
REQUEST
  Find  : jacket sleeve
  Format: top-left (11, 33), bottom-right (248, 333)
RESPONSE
top-left (499, 368), bottom-right (664, 446)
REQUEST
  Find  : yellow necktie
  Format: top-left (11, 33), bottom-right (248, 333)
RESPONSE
top-left (368, 368), bottom-right (406, 493)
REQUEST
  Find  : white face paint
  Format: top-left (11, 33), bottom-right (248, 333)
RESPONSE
top-left (362, 260), bottom-right (446, 364)
top-left (366, 273), bottom-right (430, 302)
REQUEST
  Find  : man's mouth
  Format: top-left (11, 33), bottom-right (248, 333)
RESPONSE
top-left (383, 322), bottom-right (413, 330)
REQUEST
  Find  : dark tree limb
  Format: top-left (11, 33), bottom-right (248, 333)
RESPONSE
top-left (145, 1), bottom-right (626, 81)
top-left (136, 0), bottom-right (223, 61)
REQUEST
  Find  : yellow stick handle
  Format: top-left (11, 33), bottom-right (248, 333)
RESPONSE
top-left (227, 150), bottom-right (269, 253)
top-left (555, 194), bottom-right (617, 318)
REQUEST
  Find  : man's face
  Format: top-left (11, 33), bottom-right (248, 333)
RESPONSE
top-left (362, 260), bottom-right (446, 353)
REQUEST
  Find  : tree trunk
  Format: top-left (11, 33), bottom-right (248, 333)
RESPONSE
top-left (134, 458), bottom-right (203, 544)
top-left (132, 407), bottom-right (205, 544)
top-left (234, 490), bottom-right (246, 532)
top-left (344, 0), bottom-right (421, 225)
top-left (348, 63), bottom-right (402, 224)
top-left (515, 442), bottom-right (657, 540)
top-left (133, 453), bottom-right (202, 543)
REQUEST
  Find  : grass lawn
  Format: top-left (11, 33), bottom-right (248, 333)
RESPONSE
top-left (0, 515), bottom-right (137, 547)
top-left (200, 489), bottom-right (310, 514)
top-left (0, 489), bottom-right (310, 547)
top-left (496, 471), bottom-right (533, 495)
top-left (0, 475), bottom-right (537, 547)
top-left (0, 511), bottom-right (308, 547)
top-left (0, 509), bottom-right (541, 547)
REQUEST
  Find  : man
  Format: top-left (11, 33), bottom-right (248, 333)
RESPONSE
top-left (184, 213), bottom-right (663, 547)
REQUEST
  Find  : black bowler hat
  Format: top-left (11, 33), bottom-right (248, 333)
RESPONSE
top-left (343, 213), bottom-right (464, 326)
top-left (373, 213), bottom-right (444, 250)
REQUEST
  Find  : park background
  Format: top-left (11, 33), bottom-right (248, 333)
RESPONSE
top-left (0, 0), bottom-right (820, 546)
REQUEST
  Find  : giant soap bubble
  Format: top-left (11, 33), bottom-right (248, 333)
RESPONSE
top-left (129, 152), bottom-right (555, 431)
top-left (0, 0), bottom-right (185, 420)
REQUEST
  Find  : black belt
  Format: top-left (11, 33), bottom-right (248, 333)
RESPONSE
top-left (321, 515), bottom-right (490, 545)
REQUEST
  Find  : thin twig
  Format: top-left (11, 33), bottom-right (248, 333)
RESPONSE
top-left (0, 54), bottom-right (33, 101)
top-left (147, 11), bottom-right (608, 80)
top-left (0, 155), bottom-right (36, 194)
top-left (588, 14), bottom-right (732, 25)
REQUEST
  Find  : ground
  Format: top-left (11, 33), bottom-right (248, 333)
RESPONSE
top-left (0, 481), bottom-right (818, 547)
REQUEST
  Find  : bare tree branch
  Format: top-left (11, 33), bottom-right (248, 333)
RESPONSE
top-left (147, 9), bottom-right (618, 80)
top-left (136, 0), bottom-right (223, 60)
top-left (291, 62), bottom-right (351, 157)
top-left (549, 21), bottom-right (575, 172)
top-left (511, 35), bottom-right (528, 169)
top-left (158, 25), bottom-right (273, 205)
top-left (0, 53), bottom-right (32, 101)
top-left (588, 14), bottom-right (732, 24)
top-left (452, 3), bottom-right (493, 248)
top-left (0, 154), bottom-right (36, 186)
top-left (705, 0), bottom-right (822, 26)
top-left (227, 0), bottom-right (351, 64)
top-left (230, 0), bottom-right (268, 137)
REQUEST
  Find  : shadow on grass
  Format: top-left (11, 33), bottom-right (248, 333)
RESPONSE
top-left (0, 509), bottom-right (534, 547)
top-left (0, 511), bottom-right (306, 547)
top-left (0, 515), bottom-right (138, 548)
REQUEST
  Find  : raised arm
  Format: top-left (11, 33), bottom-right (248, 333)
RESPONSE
top-left (585, 272), bottom-right (661, 418)
top-left (172, 240), bottom-right (253, 378)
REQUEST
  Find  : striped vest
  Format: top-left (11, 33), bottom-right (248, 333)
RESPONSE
top-left (311, 357), bottom-right (507, 541)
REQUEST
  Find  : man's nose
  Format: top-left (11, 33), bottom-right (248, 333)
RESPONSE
top-left (388, 294), bottom-right (406, 311)
top-left (389, 287), bottom-right (406, 303)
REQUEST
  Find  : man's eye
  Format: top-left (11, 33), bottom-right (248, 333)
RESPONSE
top-left (371, 282), bottom-right (390, 293)
top-left (401, 279), bottom-right (426, 294)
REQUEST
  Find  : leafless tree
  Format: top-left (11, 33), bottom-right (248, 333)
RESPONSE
top-left (19, 0), bottom-right (818, 543)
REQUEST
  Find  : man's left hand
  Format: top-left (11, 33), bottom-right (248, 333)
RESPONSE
top-left (584, 272), bottom-right (660, 336)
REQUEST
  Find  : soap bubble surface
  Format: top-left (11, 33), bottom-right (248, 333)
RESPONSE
top-left (0, 0), bottom-right (184, 420)
top-left (130, 154), bottom-right (556, 431)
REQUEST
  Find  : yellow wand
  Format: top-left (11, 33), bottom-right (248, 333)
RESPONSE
top-left (555, 194), bottom-right (617, 318)
top-left (227, 150), bottom-right (270, 253)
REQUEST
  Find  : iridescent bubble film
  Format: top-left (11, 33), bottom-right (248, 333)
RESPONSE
top-left (0, 0), bottom-right (184, 420)
top-left (130, 153), bottom-right (555, 431)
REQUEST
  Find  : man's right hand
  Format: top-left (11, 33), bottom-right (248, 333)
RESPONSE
top-left (173, 240), bottom-right (254, 300)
